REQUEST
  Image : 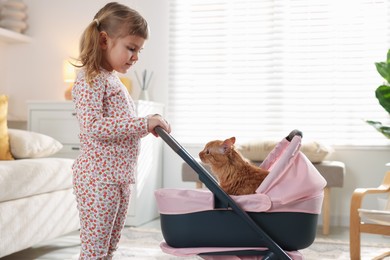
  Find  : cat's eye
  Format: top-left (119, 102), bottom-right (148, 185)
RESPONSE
top-left (206, 149), bottom-right (210, 154)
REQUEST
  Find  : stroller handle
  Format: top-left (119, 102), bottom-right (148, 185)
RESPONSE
top-left (155, 126), bottom-right (181, 153)
top-left (154, 126), bottom-right (292, 260)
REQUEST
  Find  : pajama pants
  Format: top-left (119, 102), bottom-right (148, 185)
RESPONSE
top-left (74, 181), bottom-right (131, 259)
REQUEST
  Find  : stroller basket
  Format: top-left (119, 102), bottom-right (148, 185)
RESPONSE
top-left (154, 127), bottom-right (327, 259)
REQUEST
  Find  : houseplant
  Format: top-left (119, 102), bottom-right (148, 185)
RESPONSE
top-left (366, 49), bottom-right (390, 139)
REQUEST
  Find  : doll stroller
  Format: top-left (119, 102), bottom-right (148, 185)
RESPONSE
top-left (154, 127), bottom-right (327, 260)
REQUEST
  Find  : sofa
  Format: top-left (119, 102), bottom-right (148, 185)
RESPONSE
top-left (0, 95), bottom-right (79, 257)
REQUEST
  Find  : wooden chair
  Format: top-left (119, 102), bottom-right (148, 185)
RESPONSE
top-left (350, 171), bottom-right (390, 260)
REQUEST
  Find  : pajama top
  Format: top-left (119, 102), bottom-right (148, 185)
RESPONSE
top-left (72, 68), bottom-right (149, 185)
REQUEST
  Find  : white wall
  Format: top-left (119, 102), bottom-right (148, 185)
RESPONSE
top-left (2, 0), bottom-right (389, 228)
top-left (1, 0), bottom-right (169, 120)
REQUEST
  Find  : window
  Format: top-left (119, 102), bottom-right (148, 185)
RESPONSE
top-left (168, 0), bottom-right (390, 146)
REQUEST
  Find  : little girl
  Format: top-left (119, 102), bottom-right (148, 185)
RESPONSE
top-left (71, 2), bottom-right (171, 259)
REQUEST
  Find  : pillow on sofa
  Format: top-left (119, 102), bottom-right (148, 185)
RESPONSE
top-left (238, 138), bottom-right (333, 163)
top-left (300, 141), bottom-right (333, 163)
top-left (8, 129), bottom-right (63, 159)
top-left (238, 139), bottom-right (279, 162)
top-left (0, 95), bottom-right (14, 160)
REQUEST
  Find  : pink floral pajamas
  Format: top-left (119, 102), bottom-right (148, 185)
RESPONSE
top-left (74, 182), bottom-right (131, 259)
top-left (72, 69), bottom-right (149, 259)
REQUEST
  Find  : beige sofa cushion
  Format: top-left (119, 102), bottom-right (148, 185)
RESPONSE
top-left (239, 139), bottom-right (333, 163)
top-left (8, 129), bottom-right (63, 159)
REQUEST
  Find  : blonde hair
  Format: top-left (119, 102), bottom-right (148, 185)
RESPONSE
top-left (77, 2), bottom-right (149, 84)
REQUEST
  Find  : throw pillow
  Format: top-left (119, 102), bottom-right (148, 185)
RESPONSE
top-left (238, 139), bottom-right (278, 162)
top-left (239, 138), bottom-right (332, 163)
top-left (8, 129), bottom-right (63, 159)
top-left (300, 141), bottom-right (333, 163)
top-left (0, 95), bottom-right (14, 160)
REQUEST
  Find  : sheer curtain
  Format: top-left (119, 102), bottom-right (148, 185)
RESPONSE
top-left (167, 0), bottom-right (390, 145)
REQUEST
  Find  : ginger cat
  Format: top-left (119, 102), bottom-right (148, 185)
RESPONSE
top-left (199, 137), bottom-right (269, 195)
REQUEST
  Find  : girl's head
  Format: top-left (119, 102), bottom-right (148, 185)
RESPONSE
top-left (78, 2), bottom-right (149, 83)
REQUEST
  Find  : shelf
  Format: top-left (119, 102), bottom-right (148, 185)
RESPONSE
top-left (0, 27), bottom-right (31, 44)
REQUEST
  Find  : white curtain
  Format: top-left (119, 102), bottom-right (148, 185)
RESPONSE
top-left (167, 0), bottom-right (390, 145)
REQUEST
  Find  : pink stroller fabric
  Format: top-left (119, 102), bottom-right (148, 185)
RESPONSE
top-left (155, 135), bottom-right (327, 259)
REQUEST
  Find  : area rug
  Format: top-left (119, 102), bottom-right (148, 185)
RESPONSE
top-left (6, 226), bottom-right (388, 259)
top-left (108, 227), bottom-right (198, 259)
top-left (300, 237), bottom-right (389, 260)
top-left (111, 227), bottom-right (390, 260)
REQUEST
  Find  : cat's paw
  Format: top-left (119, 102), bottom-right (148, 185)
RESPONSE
top-left (286, 129), bottom-right (303, 141)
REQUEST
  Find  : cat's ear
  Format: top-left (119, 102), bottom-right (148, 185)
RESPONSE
top-left (222, 137), bottom-right (236, 153)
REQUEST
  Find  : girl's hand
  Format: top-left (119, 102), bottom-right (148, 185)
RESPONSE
top-left (147, 114), bottom-right (171, 137)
